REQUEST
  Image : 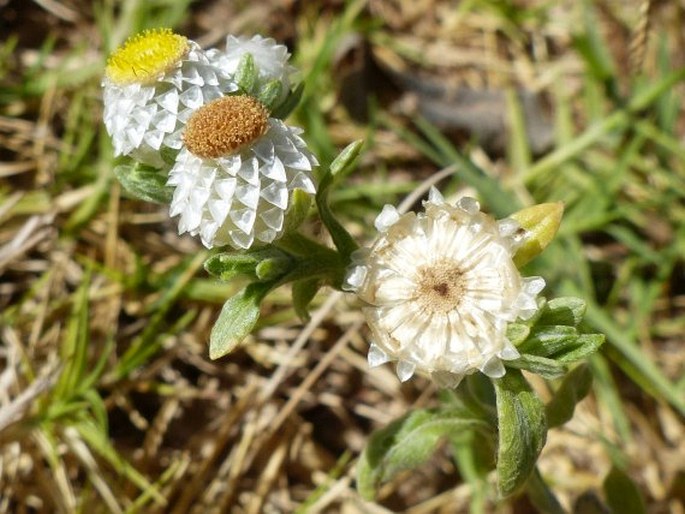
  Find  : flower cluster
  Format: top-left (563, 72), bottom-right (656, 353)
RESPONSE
top-left (102, 29), bottom-right (317, 249)
top-left (344, 188), bottom-right (545, 388)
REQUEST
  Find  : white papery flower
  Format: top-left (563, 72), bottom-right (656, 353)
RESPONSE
top-left (207, 34), bottom-right (297, 104)
top-left (167, 95), bottom-right (317, 249)
top-left (344, 189), bottom-right (545, 388)
top-left (102, 29), bottom-right (238, 167)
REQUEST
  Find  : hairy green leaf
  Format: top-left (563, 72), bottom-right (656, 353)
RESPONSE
top-left (494, 370), bottom-right (547, 497)
top-left (603, 466), bottom-right (647, 514)
top-left (209, 283), bottom-right (271, 359)
top-left (536, 296), bottom-right (587, 327)
top-left (292, 278), bottom-right (320, 321)
top-left (546, 364), bottom-right (593, 428)
top-left (357, 407), bottom-right (488, 500)
top-left (113, 163), bottom-right (173, 204)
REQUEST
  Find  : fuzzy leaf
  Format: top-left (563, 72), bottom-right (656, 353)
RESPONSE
top-left (357, 408), bottom-right (488, 500)
top-left (554, 334), bottom-right (605, 363)
top-left (209, 283), bottom-right (270, 359)
top-left (234, 53), bottom-right (257, 93)
top-left (517, 325), bottom-right (579, 357)
top-left (113, 163), bottom-right (173, 204)
top-left (506, 323), bottom-right (530, 346)
top-left (546, 364), bottom-right (593, 428)
top-left (494, 370), bottom-right (547, 497)
top-left (506, 354), bottom-right (567, 380)
top-left (283, 188), bottom-right (312, 232)
top-left (258, 79), bottom-right (283, 111)
top-left (315, 141), bottom-right (363, 259)
top-left (271, 83), bottom-right (303, 120)
top-left (537, 297), bottom-right (587, 327)
top-left (292, 278), bottom-right (320, 321)
top-left (603, 466), bottom-right (647, 514)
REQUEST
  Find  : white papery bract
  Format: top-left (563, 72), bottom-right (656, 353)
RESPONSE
top-left (207, 35), bottom-right (297, 103)
top-left (102, 40), bottom-right (238, 167)
top-left (167, 118), bottom-right (317, 249)
top-left (344, 189), bottom-right (545, 388)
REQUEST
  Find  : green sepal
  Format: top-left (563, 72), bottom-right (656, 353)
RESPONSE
top-left (357, 407), bottom-right (490, 500)
top-left (494, 370), bottom-right (547, 497)
top-left (234, 53), bottom-right (257, 94)
top-left (113, 163), bottom-right (173, 204)
top-left (292, 278), bottom-right (320, 322)
top-left (270, 82), bottom-right (303, 120)
top-left (257, 79), bottom-right (283, 111)
top-left (546, 364), bottom-right (593, 428)
top-left (316, 140), bottom-right (363, 260)
top-left (209, 282), bottom-right (272, 360)
top-left (204, 247), bottom-right (293, 283)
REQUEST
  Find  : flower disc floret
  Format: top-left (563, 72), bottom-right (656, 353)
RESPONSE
top-left (105, 29), bottom-right (190, 85)
top-left (183, 96), bottom-right (269, 159)
top-left (344, 189), bottom-right (545, 388)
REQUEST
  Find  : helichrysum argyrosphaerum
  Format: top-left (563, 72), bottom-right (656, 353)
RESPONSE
top-left (167, 95), bottom-right (317, 249)
top-left (103, 28), bottom-right (317, 250)
top-left (102, 28), bottom-right (238, 167)
top-left (344, 188), bottom-right (546, 388)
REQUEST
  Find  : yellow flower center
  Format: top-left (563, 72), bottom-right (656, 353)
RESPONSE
top-left (183, 96), bottom-right (270, 159)
top-left (415, 260), bottom-right (466, 313)
top-left (105, 28), bottom-right (189, 85)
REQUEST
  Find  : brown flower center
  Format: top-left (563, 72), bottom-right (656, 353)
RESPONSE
top-left (415, 260), bottom-right (466, 313)
top-left (183, 95), bottom-right (269, 159)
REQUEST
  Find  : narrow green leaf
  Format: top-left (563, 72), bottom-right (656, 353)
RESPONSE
top-left (315, 141), bottom-right (362, 259)
top-left (329, 139), bottom-right (364, 178)
top-left (234, 53), bottom-right (257, 93)
top-left (357, 408), bottom-right (489, 500)
top-left (506, 323), bottom-right (530, 346)
top-left (494, 370), bottom-right (547, 497)
top-left (546, 364), bottom-right (593, 428)
top-left (517, 325), bottom-right (579, 357)
top-left (603, 466), bottom-right (647, 514)
top-left (292, 278), bottom-right (320, 321)
top-left (536, 297), bottom-right (587, 327)
top-left (555, 334), bottom-right (605, 363)
top-left (113, 163), bottom-right (173, 204)
top-left (506, 354), bottom-right (567, 380)
top-left (271, 82), bottom-right (303, 120)
top-left (209, 283), bottom-right (271, 359)
top-left (54, 268), bottom-right (91, 400)
top-left (258, 79), bottom-right (283, 111)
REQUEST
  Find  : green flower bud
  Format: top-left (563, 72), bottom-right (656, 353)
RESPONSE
top-left (510, 202), bottom-right (564, 267)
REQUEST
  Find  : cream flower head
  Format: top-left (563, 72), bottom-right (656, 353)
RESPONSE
top-left (344, 189), bottom-right (545, 388)
top-left (102, 28), bottom-right (238, 167)
top-left (167, 95), bottom-right (317, 249)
